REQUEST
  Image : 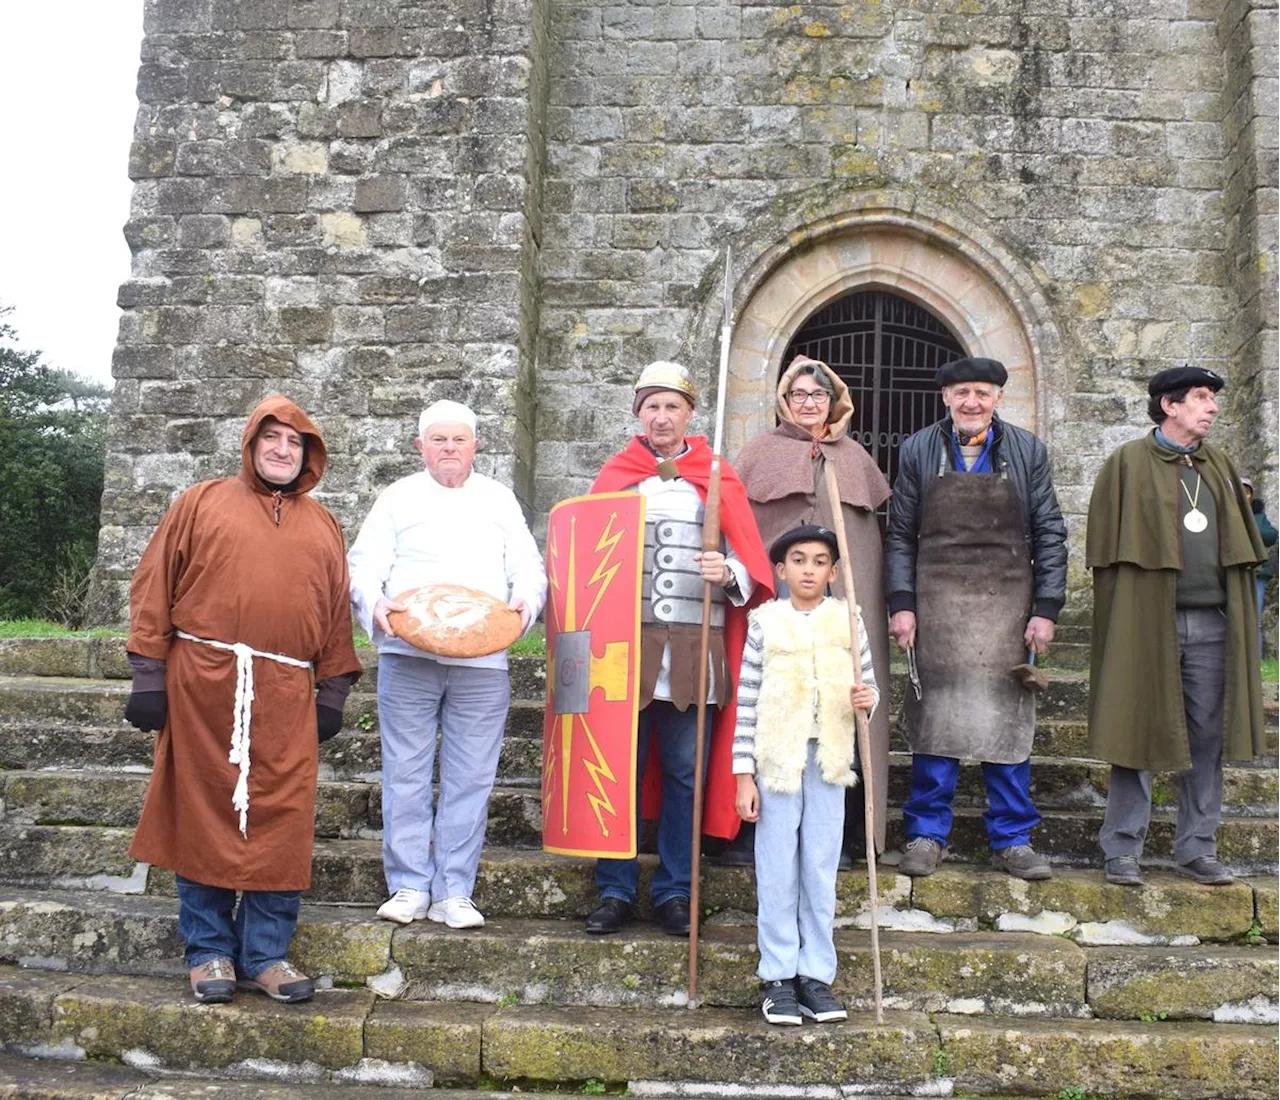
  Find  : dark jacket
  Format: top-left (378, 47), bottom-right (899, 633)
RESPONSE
top-left (885, 414), bottom-right (1068, 620)
top-left (1252, 502), bottom-right (1278, 581)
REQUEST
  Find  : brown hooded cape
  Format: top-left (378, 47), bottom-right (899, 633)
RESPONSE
top-left (733, 357), bottom-right (892, 851)
top-left (128, 396), bottom-right (362, 891)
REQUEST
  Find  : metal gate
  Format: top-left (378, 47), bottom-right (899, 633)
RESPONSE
top-left (782, 289), bottom-right (965, 494)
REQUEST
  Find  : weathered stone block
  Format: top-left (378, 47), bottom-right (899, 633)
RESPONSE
top-left (1087, 945), bottom-right (1279, 1020)
top-left (0, 967), bottom-right (77, 1049)
top-left (354, 174), bottom-right (407, 212)
top-left (363, 1001), bottom-right (486, 1081)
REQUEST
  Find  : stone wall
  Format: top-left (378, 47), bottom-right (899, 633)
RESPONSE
top-left (91, 0), bottom-right (548, 618)
top-left (94, 0), bottom-right (1279, 627)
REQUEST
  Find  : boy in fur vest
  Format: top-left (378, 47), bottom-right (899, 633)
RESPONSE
top-left (733, 524), bottom-right (879, 1026)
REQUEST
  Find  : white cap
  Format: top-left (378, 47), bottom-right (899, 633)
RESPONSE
top-left (418, 400), bottom-right (477, 437)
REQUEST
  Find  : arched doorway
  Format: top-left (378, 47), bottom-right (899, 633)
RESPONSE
top-left (782, 289), bottom-right (966, 493)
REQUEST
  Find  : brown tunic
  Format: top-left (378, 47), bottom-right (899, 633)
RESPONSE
top-left (733, 357), bottom-right (892, 851)
top-left (128, 396), bottom-right (362, 891)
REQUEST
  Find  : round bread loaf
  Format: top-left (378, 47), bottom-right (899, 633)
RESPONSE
top-left (387, 584), bottom-right (523, 658)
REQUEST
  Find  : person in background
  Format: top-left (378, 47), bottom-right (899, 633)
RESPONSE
top-left (1241, 478), bottom-right (1277, 655)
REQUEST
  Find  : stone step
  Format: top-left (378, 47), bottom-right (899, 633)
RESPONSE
top-left (0, 965), bottom-right (1274, 1097)
top-left (0, 834), bottom-right (1269, 943)
top-left (4, 888), bottom-right (1274, 1022)
top-left (0, 889), bottom-right (1077, 1016)
top-left (0, 772), bottom-right (542, 843)
top-left (0, 1054), bottom-right (528, 1100)
top-left (4, 760), bottom-right (1275, 848)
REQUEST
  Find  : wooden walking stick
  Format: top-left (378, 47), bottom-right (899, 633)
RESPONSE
top-left (688, 249), bottom-right (734, 1003)
top-left (822, 461), bottom-right (885, 1024)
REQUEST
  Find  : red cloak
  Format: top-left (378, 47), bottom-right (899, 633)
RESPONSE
top-left (591, 436), bottom-right (774, 839)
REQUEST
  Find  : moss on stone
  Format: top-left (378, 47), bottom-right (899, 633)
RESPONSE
top-left (0, 967), bottom-right (78, 1046)
top-left (290, 911), bottom-right (392, 985)
top-left (52, 976), bottom-right (372, 1070)
top-left (0, 638), bottom-right (92, 679)
top-left (1246, 876), bottom-right (1278, 943)
top-left (1087, 945), bottom-right (1280, 1019)
top-left (939, 1013), bottom-right (1279, 1098)
top-left (364, 1000), bottom-right (487, 1081)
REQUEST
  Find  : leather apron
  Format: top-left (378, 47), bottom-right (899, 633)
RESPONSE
top-left (903, 464), bottom-right (1035, 764)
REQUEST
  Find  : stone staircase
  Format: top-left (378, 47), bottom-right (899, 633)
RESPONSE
top-left (0, 636), bottom-right (1276, 1099)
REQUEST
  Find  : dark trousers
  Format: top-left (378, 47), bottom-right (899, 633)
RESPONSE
top-left (176, 874), bottom-right (300, 977)
top-left (1099, 607), bottom-right (1226, 864)
top-left (595, 701), bottom-right (712, 907)
top-left (903, 754), bottom-right (1039, 850)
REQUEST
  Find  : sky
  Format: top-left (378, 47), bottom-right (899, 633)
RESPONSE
top-left (0, 4), bottom-right (145, 387)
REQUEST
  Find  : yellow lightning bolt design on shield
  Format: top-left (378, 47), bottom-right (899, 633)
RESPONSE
top-left (577, 714), bottom-right (617, 836)
top-left (581, 511), bottom-right (624, 630)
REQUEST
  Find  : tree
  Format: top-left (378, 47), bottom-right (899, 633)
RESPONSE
top-left (0, 307), bottom-right (110, 623)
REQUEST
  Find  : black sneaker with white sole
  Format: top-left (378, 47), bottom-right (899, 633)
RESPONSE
top-left (796, 975), bottom-right (847, 1022)
top-left (760, 978), bottom-right (802, 1026)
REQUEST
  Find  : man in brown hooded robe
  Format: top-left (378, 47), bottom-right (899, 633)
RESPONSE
top-left (126, 395), bottom-right (362, 1004)
top-left (731, 355), bottom-right (892, 864)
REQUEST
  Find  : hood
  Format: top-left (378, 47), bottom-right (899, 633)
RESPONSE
top-left (239, 394), bottom-right (327, 495)
top-left (775, 355), bottom-right (854, 441)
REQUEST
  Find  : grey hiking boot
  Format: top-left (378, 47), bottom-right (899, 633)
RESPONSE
top-left (899, 836), bottom-right (946, 877)
top-left (992, 843), bottom-right (1052, 881)
top-left (1105, 856), bottom-right (1143, 886)
top-left (1176, 855), bottom-right (1234, 885)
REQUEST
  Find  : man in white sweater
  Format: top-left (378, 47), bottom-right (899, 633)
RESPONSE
top-left (348, 400), bottom-right (547, 928)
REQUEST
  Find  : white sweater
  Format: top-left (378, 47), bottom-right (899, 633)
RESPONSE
top-left (348, 469), bottom-right (547, 669)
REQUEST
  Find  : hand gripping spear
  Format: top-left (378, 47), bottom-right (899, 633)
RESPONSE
top-left (688, 249), bottom-right (733, 1003)
top-left (822, 460), bottom-right (885, 1024)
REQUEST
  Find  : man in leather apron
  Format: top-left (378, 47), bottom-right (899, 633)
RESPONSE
top-left (884, 358), bottom-right (1068, 880)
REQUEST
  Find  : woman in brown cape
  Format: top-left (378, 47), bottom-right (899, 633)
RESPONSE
top-left (729, 355), bottom-right (892, 861)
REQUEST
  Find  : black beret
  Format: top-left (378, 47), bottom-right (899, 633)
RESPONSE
top-left (769, 524), bottom-right (840, 566)
top-left (1148, 365), bottom-right (1224, 397)
top-left (935, 357), bottom-right (1008, 388)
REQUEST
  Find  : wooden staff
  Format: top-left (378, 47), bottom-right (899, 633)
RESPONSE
top-left (689, 249), bottom-right (733, 1002)
top-left (822, 461), bottom-right (884, 1024)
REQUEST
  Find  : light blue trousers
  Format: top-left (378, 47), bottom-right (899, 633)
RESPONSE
top-left (754, 741), bottom-right (845, 985)
top-left (378, 653), bottom-right (510, 901)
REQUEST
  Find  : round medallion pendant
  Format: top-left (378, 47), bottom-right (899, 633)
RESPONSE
top-left (1183, 508), bottom-right (1208, 533)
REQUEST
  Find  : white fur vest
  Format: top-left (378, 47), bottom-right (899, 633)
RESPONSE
top-left (751, 598), bottom-right (858, 794)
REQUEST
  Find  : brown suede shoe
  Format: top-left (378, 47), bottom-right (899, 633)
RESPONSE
top-left (189, 957), bottom-right (236, 1004)
top-left (238, 961), bottom-right (315, 1003)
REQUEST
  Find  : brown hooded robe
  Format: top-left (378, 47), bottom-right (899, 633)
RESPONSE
top-left (128, 396), bottom-right (362, 891)
top-left (733, 357), bottom-right (892, 851)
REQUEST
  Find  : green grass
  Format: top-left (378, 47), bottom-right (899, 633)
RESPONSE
top-left (1263, 657), bottom-right (1278, 683)
top-left (0, 619), bottom-right (122, 639)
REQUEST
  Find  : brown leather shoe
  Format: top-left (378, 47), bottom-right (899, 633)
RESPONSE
top-left (189, 957), bottom-right (235, 1004)
top-left (238, 961), bottom-right (315, 1003)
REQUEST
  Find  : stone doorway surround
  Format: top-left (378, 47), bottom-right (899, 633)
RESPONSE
top-left (705, 191), bottom-right (1063, 461)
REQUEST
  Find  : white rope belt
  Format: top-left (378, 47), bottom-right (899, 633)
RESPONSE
top-left (175, 630), bottom-right (312, 839)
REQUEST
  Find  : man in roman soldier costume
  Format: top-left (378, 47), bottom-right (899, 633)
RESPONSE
top-left (885, 357), bottom-right (1067, 880)
top-left (581, 361), bottom-right (773, 936)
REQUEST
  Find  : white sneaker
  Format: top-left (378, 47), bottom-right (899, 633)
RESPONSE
top-left (427, 896), bottom-right (485, 929)
top-left (377, 888), bottom-right (431, 924)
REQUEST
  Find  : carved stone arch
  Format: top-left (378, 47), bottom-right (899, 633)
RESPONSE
top-left (683, 190), bottom-right (1064, 460)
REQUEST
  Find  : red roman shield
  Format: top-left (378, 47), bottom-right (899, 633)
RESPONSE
top-left (542, 491), bottom-right (645, 858)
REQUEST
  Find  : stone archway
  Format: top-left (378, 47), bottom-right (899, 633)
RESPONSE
top-left (716, 198), bottom-right (1057, 460)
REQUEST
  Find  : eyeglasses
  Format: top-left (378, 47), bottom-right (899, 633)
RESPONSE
top-left (787, 390), bottom-right (829, 406)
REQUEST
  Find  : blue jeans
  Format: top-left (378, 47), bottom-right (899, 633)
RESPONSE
top-left (176, 874), bottom-right (300, 978)
top-left (903, 754), bottom-right (1039, 850)
top-left (595, 701), bottom-right (713, 907)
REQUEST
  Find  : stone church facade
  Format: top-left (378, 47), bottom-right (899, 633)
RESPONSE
top-left (93, 0), bottom-right (1278, 630)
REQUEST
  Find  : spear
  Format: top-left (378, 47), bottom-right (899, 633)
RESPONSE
top-left (822, 461), bottom-right (884, 1024)
top-left (688, 248), bottom-right (733, 1002)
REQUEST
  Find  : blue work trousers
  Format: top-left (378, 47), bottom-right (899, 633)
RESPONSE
top-left (176, 874), bottom-right (300, 978)
top-left (903, 753), bottom-right (1039, 851)
top-left (595, 700), bottom-right (712, 907)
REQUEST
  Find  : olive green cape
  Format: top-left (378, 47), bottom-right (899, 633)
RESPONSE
top-left (1086, 432), bottom-right (1265, 772)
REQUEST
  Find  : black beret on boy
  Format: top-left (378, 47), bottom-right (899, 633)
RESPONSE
top-left (769, 524), bottom-right (840, 566)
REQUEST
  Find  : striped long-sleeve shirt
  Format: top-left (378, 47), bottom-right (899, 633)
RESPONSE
top-left (732, 597), bottom-right (879, 775)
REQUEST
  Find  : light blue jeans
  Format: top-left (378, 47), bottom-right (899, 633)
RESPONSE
top-left (754, 741), bottom-right (844, 985)
top-left (378, 653), bottom-right (511, 900)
